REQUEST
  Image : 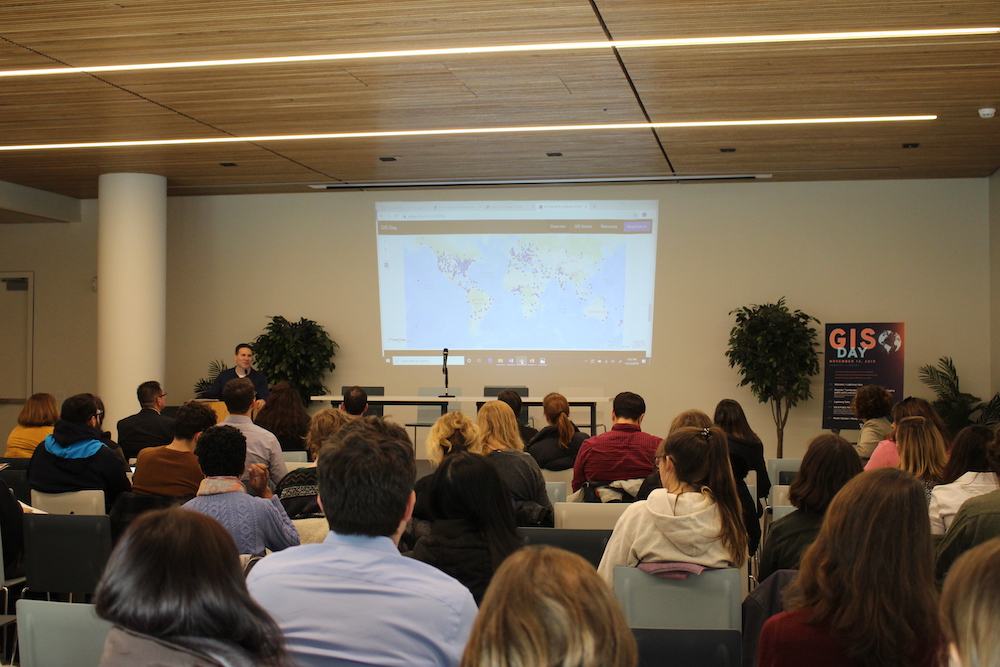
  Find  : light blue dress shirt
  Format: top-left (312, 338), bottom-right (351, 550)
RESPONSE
top-left (247, 531), bottom-right (477, 667)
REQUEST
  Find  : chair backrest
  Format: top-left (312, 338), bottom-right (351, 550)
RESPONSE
top-left (553, 501), bottom-right (630, 530)
top-left (545, 481), bottom-right (567, 504)
top-left (766, 459), bottom-right (802, 506)
top-left (0, 467), bottom-right (31, 504)
top-left (770, 485), bottom-right (791, 507)
top-left (23, 514), bottom-right (112, 595)
top-left (633, 628), bottom-right (741, 667)
top-left (283, 450), bottom-right (309, 463)
top-left (285, 460), bottom-right (313, 471)
top-left (338, 386), bottom-right (385, 417)
top-left (484, 386), bottom-right (529, 425)
top-left (614, 566), bottom-right (742, 630)
top-left (17, 599), bottom-right (113, 667)
top-left (517, 527), bottom-right (613, 568)
top-left (771, 505), bottom-right (796, 522)
top-left (540, 467), bottom-right (574, 485)
top-left (30, 489), bottom-right (106, 515)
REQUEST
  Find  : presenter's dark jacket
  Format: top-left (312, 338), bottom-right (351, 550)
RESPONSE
top-left (526, 424), bottom-right (587, 471)
top-left (117, 408), bottom-right (175, 460)
top-left (206, 367), bottom-right (270, 401)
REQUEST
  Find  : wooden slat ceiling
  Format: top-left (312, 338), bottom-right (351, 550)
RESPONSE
top-left (0, 0), bottom-right (996, 199)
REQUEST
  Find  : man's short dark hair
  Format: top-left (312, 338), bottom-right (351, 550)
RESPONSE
top-left (317, 417), bottom-right (415, 537)
top-left (234, 343), bottom-right (252, 355)
top-left (496, 389), bottom-right (523, 417)
top-left (61, 393), bottom-right (99, 424)
top-left (174, 401), bottom-right (219, 441)
top-left (342, 386), bottom-right (368, 416)
top-left (613, 391), bottom-right (646, 421)
top-left (136, 381), bottom-right (163, 408)
top-left (221, 378), bottom-right (255, 414)
top-left (195, 425), bottom-right (246, 477)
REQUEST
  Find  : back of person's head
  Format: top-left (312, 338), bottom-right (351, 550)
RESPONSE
top-left (851, 385), bottom-right (893, 422)
top-left (712, 399), bottom-right (760, 443)
top-left (790, 467), bottom-right (938, 667)
top-left (669, 409), bottom-right (712, 434)
top-left (896, 415), bottom-right (947, 483)
top-left (542, 392), bottom-right (576, 449)
top-left (942, 425), bottom-right (996, 484)
top-left (612, 391), bottom-right (645, 421)
top-left (173, 401), bottom-right (219, 441)
top-left (195, 425), bottom-right (247, 477)
top-left (426, 412), bottom-right (481, 464)
top-left (17, 392), bottom-right (58, 427)
top-left (476, 401), bottom-right (523, 453)
top-left (461, 545), bottom-right (637, 667)
top-left (659, 426), bottom-right (747, 565)
top-left (255, 381), bottom-right (310, 440)
top-left (788, 433), bottom-right (864, 514)
top-left (60, 393), bottom-right (99, 425)
top-left (427, 451), bottom-right (521, 568)
top-left (940, 537), bottom-right (1000, 667)
top-left (221, 378), bottom-right (255, 414)
top-left (318, 416), bottom-right (415, 537)
top-left (95, 507), bottom-right (285, 666)
top-left (305, 408), bottom-right (352, 461)
top-left (136, 381), bottom-right (163, 408)
top-left (496, 389), bottom-right (523, 417)
top-left (893, 396), bottom-right (952, 447)
top-left (342, 386), bottom-right (368, 416)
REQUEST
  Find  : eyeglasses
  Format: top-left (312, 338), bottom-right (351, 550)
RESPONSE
top-left (95, 410), bottom-right (104, 420)
top-left (654, 455), bottom-right (664, 465)
top-left (159, 393), bottom-right (167, 398)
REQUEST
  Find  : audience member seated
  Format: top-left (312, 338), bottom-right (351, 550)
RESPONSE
top-left (526, 392), bottom-right (587, 471)
top-left (0, 478), bottom-right (24, 577)
top-left (757, 468), bottom-right (940, 667)
top-left (218, 378), bottom-right (287, 490)
top-left (4, 392), bottom-right (58, 458)
top-left (894, 416), bottom-right (948, 503)
top-left (476, 401), bottom-right (552, 523)
top-left (759, 434), bottom-right (863, 580)
top-left (340, 385), bottom-right (368, 417)
top-left (131, 400), bottom-right (217, 498)
top-left (461, 545), bottom-right (637, 667)
top-left (714, 398), bottom-right (771, 513)
top-left (184, 425), bottom-right (299, 556)
top-left (496, 389), bottom-right (538, 445)
top-left (940, 537), bottom-right (1000, 667)
top-left (930, 425), bottom-right (999, 535)
top-left (94, 396), bottom-right (129, 468)
top-left (414, 411), bottom-right (482, 522)
top-left (27, 393), bottom-right (131, 510)
top-left (206, 343), bottom-right (270, 406)
top-left (636, 409), bottom-right (713, 500)
top-left (247, 417), bottom-right (477, 667)
top-left (95, 507), bottom-right (287, 667)
top-left (572, 391), bottom-right (661, 498)
top-left (275, 408), bottom-right (352, 520)
top-left (254, 381), bottom-right (311, 451)
top-left (597, 426), bottom-right (747, 587)
top-left (116, 381), bottom-right (176, 461)
top-left (850, 384), bottom-right (894, 463)
top-left (937, 437), bottom-right (1000, 580)
top-left (409, 452), bottom-right (522, 603)
top-left (867, 396), bottom-right (952, 470)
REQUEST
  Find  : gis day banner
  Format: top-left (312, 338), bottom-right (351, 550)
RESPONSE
top-left (822, 323), bottom-right (905, 430)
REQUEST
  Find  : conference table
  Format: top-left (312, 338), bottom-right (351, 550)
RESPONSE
top-left (311, 395), bottom-right (611, 436)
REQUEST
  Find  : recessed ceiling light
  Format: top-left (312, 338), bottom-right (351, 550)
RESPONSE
top-left (720, 148), bottom-right (737, 153)
top-left (219, 162), bottom-right (237, 166)
top-left (0, 28), bottom-right (994, 77)
top-left (546, 152), bottom-right (563, 157)
top-left (902, 143), bottom-right (920, 148)
top-left (379, 157), bottom-right (397, 162)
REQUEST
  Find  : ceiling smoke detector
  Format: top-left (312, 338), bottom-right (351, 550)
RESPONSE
top-left (979, 108), bottom-right (996, 118)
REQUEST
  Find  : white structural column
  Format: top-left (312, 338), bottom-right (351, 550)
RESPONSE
top-left (97, 173), bottom-right (168, 434)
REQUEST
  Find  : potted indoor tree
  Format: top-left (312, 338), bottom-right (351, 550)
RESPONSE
top-left (252, 316), bottom-right (338, 406)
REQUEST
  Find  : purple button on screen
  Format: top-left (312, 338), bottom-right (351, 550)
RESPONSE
top-left (624, 221), bottom-right (651, 232)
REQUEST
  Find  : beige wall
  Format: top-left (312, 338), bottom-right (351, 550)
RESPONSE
top-left (991, 168), bottom-right (1000, 392)
top-left (0, 178), bottom-right (991, 458)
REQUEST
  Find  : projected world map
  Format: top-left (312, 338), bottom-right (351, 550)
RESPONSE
top-left (402, 235), bottom-right (626, 350)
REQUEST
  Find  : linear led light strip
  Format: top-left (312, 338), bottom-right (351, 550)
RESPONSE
top-left (0, 116), bottom-right (937, 152)
top-left (0, 28), bottom-right (995, 77)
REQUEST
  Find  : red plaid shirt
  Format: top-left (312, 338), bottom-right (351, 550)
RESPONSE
top-left (572, 423), bottom-right (662, 491)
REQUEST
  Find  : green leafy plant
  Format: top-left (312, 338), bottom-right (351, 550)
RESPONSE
top-left (193, 359), bottom-right (228, 397)
top-left (918, 356), bottom-right (1000, 434)
top-left (726, 298), bottom-right (820, 457)
top-left (253, 316), bottom-right (338, 405)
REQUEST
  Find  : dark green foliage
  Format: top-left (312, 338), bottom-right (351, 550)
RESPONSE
top-left (726, 298), bottom-right (820, 457)
top-left (253, 316), bottom-right (338, 406)
top-left (193, 359), bottom-right (228, 398)
top-left (918, 356), bottom-right (1000, 434)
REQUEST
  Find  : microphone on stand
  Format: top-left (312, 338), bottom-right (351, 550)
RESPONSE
top-left (441, 348), bottom-right (453, 397)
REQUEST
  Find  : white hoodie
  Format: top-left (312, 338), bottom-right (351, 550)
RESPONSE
top-left (597, 488), bottom-right (734, 587)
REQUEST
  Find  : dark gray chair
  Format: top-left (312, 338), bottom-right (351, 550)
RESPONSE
top-left (633, 628), bottom-right (741, 667)
top-left (516, 527), bottom-right (613, 568)
top-left (23, 515), bottom-right (112, 600)
top-left (0, 469), bottom-right (30, 504)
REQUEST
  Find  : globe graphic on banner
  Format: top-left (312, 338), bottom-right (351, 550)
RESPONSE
top-left (877, 329), bottom-right (902, 354)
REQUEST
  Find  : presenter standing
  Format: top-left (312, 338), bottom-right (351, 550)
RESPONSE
top-left (206, 343), bottom-right (270, 409)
